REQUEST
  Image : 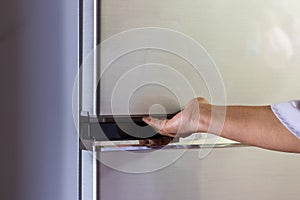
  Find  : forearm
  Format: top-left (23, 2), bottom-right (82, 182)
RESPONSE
top-left (204, 105), bottom-right (300, 153)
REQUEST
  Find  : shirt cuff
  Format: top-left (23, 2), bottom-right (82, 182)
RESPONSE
top-left (271, 100), bottom-right (300, 139)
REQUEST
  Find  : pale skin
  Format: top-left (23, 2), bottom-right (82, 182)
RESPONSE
top-left (142, 97), bottom-right (300, 153)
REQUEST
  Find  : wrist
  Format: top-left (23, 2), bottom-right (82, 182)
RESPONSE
top-left (199, 104), bottom-right (227, 135)
top-left (198, 103), bottom-right (212, 133)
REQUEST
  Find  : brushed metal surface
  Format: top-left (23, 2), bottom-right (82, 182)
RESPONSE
top-left (99, 0), bottom-right (300, 115)
top-left (81, 0), bottom-right (99, 115)
top-left (99, 147), bottom-right (300, 200)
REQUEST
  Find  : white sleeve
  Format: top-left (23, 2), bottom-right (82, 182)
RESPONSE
top-left (271, 100), bottom-right (300, 139)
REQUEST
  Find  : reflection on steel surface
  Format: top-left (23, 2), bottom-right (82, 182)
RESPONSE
top-left (97, 142), bottom-right (245, 152)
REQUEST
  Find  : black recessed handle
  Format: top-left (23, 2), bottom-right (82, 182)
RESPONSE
top-left (95, 113), bottom-right (179, 140)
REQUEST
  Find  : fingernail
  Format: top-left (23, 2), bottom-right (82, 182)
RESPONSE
top-left (142, 116), bottom-right (150, 123)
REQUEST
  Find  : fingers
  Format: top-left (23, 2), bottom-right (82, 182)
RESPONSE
top-left (142, 116), bottom-right (152, 125)
top-left (139, 137), bottom-right (175, 147)
top-left (143, 114), bottom-right (182, 137)
top-left (142, 116), bottom-right (168, 135)
top-left (148, 139), bottom-right (162, 146)
top-left (138, 140), bottom-right (149, 146)
top-left (141, 97), bottom-right (209, 139)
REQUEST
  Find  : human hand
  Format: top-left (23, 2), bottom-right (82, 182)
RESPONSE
top-left (142, 97), bottom-right (211, 138)
top-left (138, 137), bottom-right (178, 147)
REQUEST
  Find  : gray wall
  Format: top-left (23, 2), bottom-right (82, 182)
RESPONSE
top-left (0, 0), bottom-right (78, 200)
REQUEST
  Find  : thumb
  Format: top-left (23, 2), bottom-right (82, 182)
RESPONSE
top-left (142, 116), bottom-right (168, 135)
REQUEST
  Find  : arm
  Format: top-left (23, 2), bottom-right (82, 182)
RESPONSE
top-left (143, 98), bottom-right (300, 153)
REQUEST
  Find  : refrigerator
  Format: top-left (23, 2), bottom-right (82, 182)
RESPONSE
top-left (79, 1), bottom-right (300, 199)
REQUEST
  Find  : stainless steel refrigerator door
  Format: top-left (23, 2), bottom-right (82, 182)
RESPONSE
top-left (99, 147), bottom-right (300, 200)
top-left (98, 0), bottom-right (300, 116)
